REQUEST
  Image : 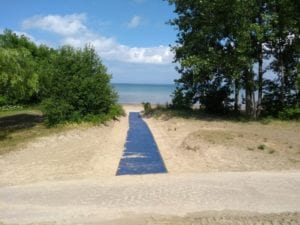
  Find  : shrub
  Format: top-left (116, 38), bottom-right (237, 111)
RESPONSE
top-left (0, 96), bottom-right (8, 106)
top-left (0, 31), bottom-right (39, 105)
top-left (200, 86), bottom-right (232, 115)
top-left (171, 88), bottom-right (192, 109)
top-left (278, 107), bottom-right (300, 120)
top-left (108, 104), bottom-right (126, 118)
top-left (142, 102), bottom-right (152, 114)
top-left (257, 144), bottom-right (266, 150)
top-left (42, 45), bottom-right (122, 126)
top-left (42, 98), bottom-right (73, 126)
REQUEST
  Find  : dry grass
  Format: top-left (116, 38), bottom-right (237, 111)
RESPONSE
top-left (0, 109), bottom-right (75, 155)
top-left (182, 121), bottom-right (300, 159)
top-left (145, 108), bottom-right (300, 172)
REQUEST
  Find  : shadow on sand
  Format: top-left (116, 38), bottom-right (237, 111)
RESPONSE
top-left (0, 114), bottom-right (43, 140)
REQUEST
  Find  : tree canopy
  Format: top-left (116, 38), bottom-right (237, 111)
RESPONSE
top-left (0, 29), bottom-right (122, 126)
top-left (168, 0), bottom-right (300, 118)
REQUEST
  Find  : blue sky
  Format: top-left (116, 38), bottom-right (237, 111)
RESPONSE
top-left (0, 0), bottom-right (179, 84)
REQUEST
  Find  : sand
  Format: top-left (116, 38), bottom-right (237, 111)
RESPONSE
top-left (0, 104), bottom-right (299, 225)
top-left (0, 172), bottom-right (300, 225)
top-left (0, 106), bottom-right (131, 186)
top-left (145, 114), bottom-right (300, 173)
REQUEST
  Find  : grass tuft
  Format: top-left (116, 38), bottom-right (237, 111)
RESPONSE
top-left (268, 149), bottom-right (275, 154)
top-left (257, 144), bottom-right (266, 150)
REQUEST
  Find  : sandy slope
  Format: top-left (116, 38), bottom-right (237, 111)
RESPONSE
top-left (145, 114), bottom-right (300, 173)
top-left (0, 108), bottom-right (130, 186)
top-left (1, 104), bottom-right (298, 186)
top-left (0, 105), bottom-right (300, 224)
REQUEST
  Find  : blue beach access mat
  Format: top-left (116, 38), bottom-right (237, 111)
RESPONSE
top-left (116, 112), bottom-right (167, 176)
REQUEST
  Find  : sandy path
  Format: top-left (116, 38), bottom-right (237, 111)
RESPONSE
top-left (0, 105), bottom-right (143, 186)
top-left (0, 172), bottom-right (300, 224)
top-left (0, 109), bottom-right (131, 186)
top-left (0, 105), bottom-right (300, 224)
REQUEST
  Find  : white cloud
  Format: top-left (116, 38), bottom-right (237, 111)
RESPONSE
top-left (22, 14), bottom-right (173, 64)
top-left (62, 32), bottom-right (173, 64)
top-left (22, 14), bottom-right (87, 36)
top-left (127, 16), bottom-right (141, 28)
top-left (114, 45), bottom-right (173, 64)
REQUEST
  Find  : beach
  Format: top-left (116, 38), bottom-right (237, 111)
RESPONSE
top-left (145, 111), bottom-right (300, 173)
top-left (0, 104), bottom-right (299, 224)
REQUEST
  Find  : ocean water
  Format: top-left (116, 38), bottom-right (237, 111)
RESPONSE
top-left (112, 83), bottom-right (175, 104)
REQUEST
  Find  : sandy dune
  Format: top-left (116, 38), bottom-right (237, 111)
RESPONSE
top-left (0, 105), bottom-right (141, 186)
top-left (0, 114), bottom-right (128, 186)
top-left (145, 114), bottom-right (300, 173)
top-left (0, 105), bottom-right (299, 224)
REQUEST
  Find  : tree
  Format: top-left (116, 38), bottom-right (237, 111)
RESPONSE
top-left (42, 45), bottom-right (119, 125)
top-left (167, 0), bottom-right (299, 118)
top-left (262, 0), bottom-right (300, 115)
top-left (0, 48), bottom-right (38, 105)
top-left (0, 29), bottom-right (40, 105)
top-left (167, 0), bottom-right (237, 114)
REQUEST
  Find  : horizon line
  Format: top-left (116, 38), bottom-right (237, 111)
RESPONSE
top-left (112, 82), bottom-right (175, 86)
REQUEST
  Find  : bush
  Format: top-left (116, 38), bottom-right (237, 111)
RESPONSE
top-left (278, 107), bottom-right (300, 120)
top-left (0, 31), bottom-right (39, 105)
top-left (257, 144), bottom-right (266, 150)
top-left (42, 45), bottom-right (122, 126)
top-left (42, 98), bottom-right (73, 126)
top-left (142, 102), bottom-right (152, 114)
top-left (0, 96), bottom-right (8, 106)
top-left (108, 104), bottom-right (126, 118)
top-left (42, 98), bottom-right (124, 126)
top-left (200, 86), bottom-right (232, 115)
top-left (171, 88), bottom-right (193, 110)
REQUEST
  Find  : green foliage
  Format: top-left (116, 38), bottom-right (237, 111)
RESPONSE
top-left (200, 86), bottom-right (232, 114)
top-left (42, 98), bottom-right (73, 126)
top-left (0, 29), bottom-right (123, 127)
top-left (0, 105), bottom-right (24, 111)
top-left (297, 66), bottom-right (300, 91)
top-left (142, 102), bottom-right (152, 112)
top-left (278, 108), bottom-right (300, 120)
top-left (171, 87), bottom-right (193, 109)
top-left (262, 75), bottom-right (298, 117)
top-left (108, 104), bottom-right (126, 118)
top-left (41, 45), bottom-right (120, 126)
top-left (0, 30), bottom-right (57, 105)
top-left (0, 47), bottom-right (38, 104)
top-left (167, 0), bottom-right (300, 118)
top-left (42, 99), bottom-right (124, 126)
top-left (0, 96), bottom-right (8, 106)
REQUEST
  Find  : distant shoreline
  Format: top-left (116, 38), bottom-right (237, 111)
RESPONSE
top-left (121, 103), bottom-right (142, 106)
top-left (112, 82), bottom-right (175, 86)
top-left (113, 83), bottom-right (174, 104)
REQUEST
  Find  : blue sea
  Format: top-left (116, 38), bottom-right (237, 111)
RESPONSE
top-left (112, 83), bottom-right (175, 104)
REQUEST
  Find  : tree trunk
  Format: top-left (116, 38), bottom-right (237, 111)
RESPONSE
top-left (280, 53), bottom-right (285, 107)
top-left (234, 79), bottom-right (240, 112)
top-left (256, 3), bottom-right (263, 119)
top-left (256, 42), bottom-right (263, 118)
top-left (244, 69), bottom-right (254, 117)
